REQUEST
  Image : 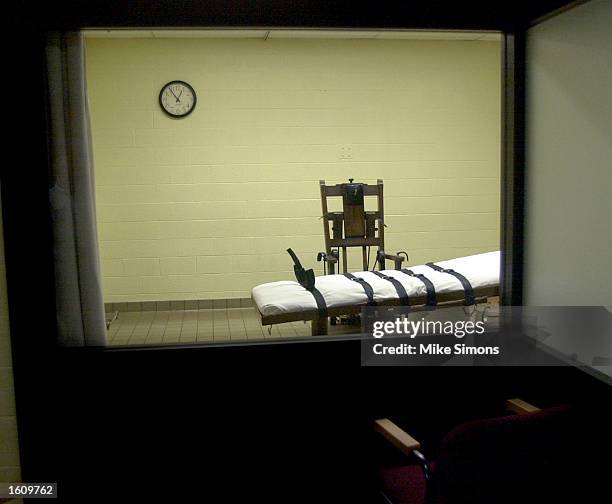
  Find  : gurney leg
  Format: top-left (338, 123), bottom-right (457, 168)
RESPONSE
top-left (312, 316), bottom-right (328, 336)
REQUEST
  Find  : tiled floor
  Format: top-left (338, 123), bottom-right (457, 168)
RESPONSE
top-left (106, 307), bottom-right (352, 346)
top-left (106, 298), bottom-right (500, 346)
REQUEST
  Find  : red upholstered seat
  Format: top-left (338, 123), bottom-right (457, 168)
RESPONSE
top-left (379, 464), bottom-right (427, 504)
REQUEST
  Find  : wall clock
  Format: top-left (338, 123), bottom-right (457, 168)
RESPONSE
top-left (159, 80), bottom-right (197, 118)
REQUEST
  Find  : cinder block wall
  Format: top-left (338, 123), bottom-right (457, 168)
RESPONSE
top-left (86, 37), bottom-right (501, 303)
top-left (0, 183), bottom-right (21, 483)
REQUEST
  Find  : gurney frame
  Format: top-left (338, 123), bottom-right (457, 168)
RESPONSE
top-left (253, 286), bottom-right (499, 336)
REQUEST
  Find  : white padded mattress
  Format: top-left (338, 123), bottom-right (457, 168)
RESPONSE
top-left (252, 251), bottom-right (500, 318)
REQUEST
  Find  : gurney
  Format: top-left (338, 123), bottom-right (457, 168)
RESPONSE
top-left (251, 251), bottom-right (500, 336)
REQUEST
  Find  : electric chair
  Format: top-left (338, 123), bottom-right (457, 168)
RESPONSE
top-left (317, 179), bottom-right (407, 274)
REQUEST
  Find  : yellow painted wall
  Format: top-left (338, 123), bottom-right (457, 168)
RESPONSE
top-left (0, 182), bottom-right (21, 483)
top-left (86, 37), bottom-right (501, 302)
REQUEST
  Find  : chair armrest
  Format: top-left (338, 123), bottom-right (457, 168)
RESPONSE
top-left (374, 418), bottom-right (421, 456)
top-left (379, 253), bottom-right (405, 270)
top-left (316, 252), bottom-right (338, 263)
top-left (506, 398), bottom-right (540, 415)
top-left (383, 253), bottom-right (404, 261)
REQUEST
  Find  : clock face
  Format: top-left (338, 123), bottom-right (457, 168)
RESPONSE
top-left (159, 81), bottom-right (196, 118)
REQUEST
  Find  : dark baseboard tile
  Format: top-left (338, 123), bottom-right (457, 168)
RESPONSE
top-left (156, 301), bottom-right (170, 311)
top-left (141, 301), bottom-right (157, 312)
top-left (198, 299), bottom-right (213, 309)
top-left (104, 298), bottom-right (253, 313)
top-left (170, 300), bottom-right (185, 311)
top-left (228, 298), bottom-right (242, 308)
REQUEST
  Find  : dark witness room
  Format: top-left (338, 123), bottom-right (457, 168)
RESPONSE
top-left (2, 0), bottom-right (612, 502)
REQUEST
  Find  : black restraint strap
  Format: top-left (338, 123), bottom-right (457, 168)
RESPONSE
top-left (285, 248), bottom-right (328, 317)
top-left (344, 273), bottom-right (376, 306)
top-left (426, 263), bottom-right (475, 306)
top-left (400, 269), bottom-right (437, 306)
top-left (307, 285), bottom-right (328, 318)
top-left (372, 271), bottom-right (410, 306)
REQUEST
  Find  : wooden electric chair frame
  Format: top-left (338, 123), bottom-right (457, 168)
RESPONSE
top-left (319, 179), bottom-right (405, 274)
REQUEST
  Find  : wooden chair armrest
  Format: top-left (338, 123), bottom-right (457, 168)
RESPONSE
top-left (506, 398), bottom-right (540, 415)
top-left (374, 418), bottom-right (421, 456)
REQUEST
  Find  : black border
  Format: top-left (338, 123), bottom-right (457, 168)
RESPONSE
top-left (158, 79), bottom-right (197, 118)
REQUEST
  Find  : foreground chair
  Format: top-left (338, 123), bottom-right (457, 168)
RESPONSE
top-left (374, 399), bottom-right (589, 504)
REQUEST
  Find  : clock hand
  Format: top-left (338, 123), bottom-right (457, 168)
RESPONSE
top-left (169, 88), bottom-right (180, 101)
